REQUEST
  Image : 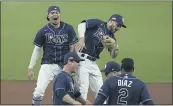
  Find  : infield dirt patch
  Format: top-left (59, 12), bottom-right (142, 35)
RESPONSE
top-left (1, 80), bottom-right (172, 105)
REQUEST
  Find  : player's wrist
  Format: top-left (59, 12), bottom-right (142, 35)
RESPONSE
top-left (28, 67), bottom-right (33, 71)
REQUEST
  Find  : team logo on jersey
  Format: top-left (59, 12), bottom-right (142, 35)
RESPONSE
top-left (45, 33), bottom-right (68, 44)
top-left (94, 28), bottom-right (105, 38)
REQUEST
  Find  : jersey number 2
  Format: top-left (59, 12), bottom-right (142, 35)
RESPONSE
top-left (117, 88), bottom-right (128, 105)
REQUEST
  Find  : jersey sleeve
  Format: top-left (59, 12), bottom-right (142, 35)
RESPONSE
top-left (33, 30), bottom-right (45, 47)
top-left (68, 25), bottom-right (78, 45)
top-left (81, 19), bottom-right (103, 29)
top-left (140, 84), bottom-right (153, 105)
top-left (94, 79), bottom-right (109, 104)
top-left (54, 74), bottom-right (67, 98)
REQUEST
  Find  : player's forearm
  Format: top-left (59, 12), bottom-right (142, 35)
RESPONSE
top-left (28, 45), bottom-right (41, 69)
top-left (76, 96), bottom-right (87, 105)
top-left (70, 43), bottom-right (76, 52)
top-left (94, 94), bottom-right (107, 105)
top-left (62, 94), bottom-right (78, 105)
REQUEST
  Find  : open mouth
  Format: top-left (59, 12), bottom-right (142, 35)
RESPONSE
top-left (53, 18), bottom-right (58, 20)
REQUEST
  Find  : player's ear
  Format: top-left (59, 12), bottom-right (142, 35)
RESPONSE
top-left (132, 67), bottom-right (134, 72)
top-left (47, 15), bottom-right (50, 21)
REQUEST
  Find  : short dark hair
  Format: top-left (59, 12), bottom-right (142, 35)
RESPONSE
top-left (121, 58), bottom-right (134, 72)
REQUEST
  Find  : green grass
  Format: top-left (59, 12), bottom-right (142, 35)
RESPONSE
top-left (1, 2), bottom-right (172, 83)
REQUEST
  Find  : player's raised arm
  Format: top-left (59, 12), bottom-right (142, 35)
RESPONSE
top-left (140, 84), bottom-right (154, 105)
top-left (94, 79), bottom-right (109, 105)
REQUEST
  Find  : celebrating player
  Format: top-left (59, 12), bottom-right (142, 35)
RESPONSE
top-left (75, 14), bottom-right (126, 100)
top-left (27, 6), bottom-right (78, 105)
top-left (94, 58), bottom-right (154, 105)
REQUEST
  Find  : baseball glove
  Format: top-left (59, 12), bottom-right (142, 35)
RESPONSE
top-left (102, 35), bottom-right (117, 50)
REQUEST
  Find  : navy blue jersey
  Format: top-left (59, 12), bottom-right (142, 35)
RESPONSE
top-left (81, 19), bottom-right (115, 59)
top-left (53, 71), bottom-right (80, 105)
top-left (34, 22), bottom-right (78, 66)
top-left (94, 74), bottom-right (153, 105)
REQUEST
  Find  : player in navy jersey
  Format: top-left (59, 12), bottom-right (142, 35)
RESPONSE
top-left (75, 14), bottom-right (126, 101)
top-left (53, 52), bottom-right (86, 105)
top-left (27, 6), bottom-right (78, 105)
top-left (103, 61), bottom-right (121, 104)
top-left (94, 58), bottom-right (154, 105)
top-left (103, 61), bottom-right (121, 78)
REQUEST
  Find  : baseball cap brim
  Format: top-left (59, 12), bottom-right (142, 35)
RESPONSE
top-left (121, 24), bottom-right (127, 28)
top-left (75, 59), bottom-right (85, 62)
top-left (73, 56), bottom-right (85, 62)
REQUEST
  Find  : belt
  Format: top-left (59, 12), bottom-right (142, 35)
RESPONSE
top-left (41, 60), bottom-right (64, 69)
top-left (80, 53), bottom-right (96, 61)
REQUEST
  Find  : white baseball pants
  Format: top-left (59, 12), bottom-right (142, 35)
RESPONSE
top-left (75, 52), bottom-right (103, 101)
top-left (32, 64), bottom-right (62, 105)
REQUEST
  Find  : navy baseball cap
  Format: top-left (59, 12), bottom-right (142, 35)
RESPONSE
top-left (64, 52), bottom-right (85, 64)
top-left (109, 14), bottom-right (127, 28)
top-left (121, 58), bottom-right (134, 71)
top-left (104, 61), bottom-right (121, 76)
top-left (48, 6), bottom-right (60, 13)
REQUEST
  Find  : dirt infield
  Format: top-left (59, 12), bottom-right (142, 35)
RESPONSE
top-left (1, 80), bottom-right (172, 105)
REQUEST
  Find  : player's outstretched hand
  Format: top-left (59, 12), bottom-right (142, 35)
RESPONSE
top-left (75, 37), bottom-right (85, 52)
top-left (28, 68), bottom-right (35, 81)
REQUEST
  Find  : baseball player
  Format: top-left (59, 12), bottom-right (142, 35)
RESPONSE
top-left (94, 58), bottom-right (154, 105)
top-left (27, 6), bottom-right (78, 105)
top-left (103, 61), bottom-right (121, 78)
top-left (53, 52), bottom-right (86, 105)
top-left (103, 61), bottom-right (121, 104)
top-left (75, 14), bottom-right (127, 100)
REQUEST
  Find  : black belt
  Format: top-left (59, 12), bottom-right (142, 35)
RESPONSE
top-left (81, 53), bottom-right (96, 61)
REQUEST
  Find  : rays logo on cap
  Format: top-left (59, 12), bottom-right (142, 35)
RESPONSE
top-left (112, 17), bottom-right (116, 20)
top-left (69, 57), bottom-right (74, 60)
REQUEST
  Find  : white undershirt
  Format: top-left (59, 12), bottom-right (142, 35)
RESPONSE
top-left (28, 45), bottom-right (41, 69)
top-left (78, 22), bottom-right (86, 38)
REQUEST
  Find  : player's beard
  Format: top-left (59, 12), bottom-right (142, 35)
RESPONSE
top-left (109, 25), bottom-right (117, 33)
